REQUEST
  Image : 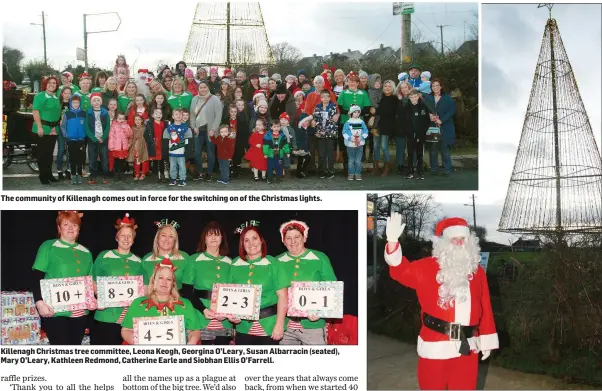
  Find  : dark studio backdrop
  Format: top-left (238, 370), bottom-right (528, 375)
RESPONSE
top-left (1, 210), bottom-right (358, 316)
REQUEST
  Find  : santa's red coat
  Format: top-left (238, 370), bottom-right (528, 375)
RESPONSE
top-left (385, 242), bottom-right (499, 360)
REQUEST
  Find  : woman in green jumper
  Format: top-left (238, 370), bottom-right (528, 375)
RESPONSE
top-left (91, 213), bottom-right (143, 345)
top-left (31, 211), bottom-right (94, 345)
top-left (167, 77), bottom-right (193, 111)
top-left (182, 221), bottom-right (235, 345)
top-left (229, 224), bottom-right (289, 345)
top-left (121, 258), bottom-right (201, 345)
top-left (118, 81), bottom-right (138, 114)
top-left (277, 220), bottom-right (337, 345)
top-left (32, 75), bottom-right (62, 184)
top-left (141, 220), bottom-right (190, 289)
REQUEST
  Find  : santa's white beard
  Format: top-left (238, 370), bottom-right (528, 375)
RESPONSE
top-left (432, 234), bottom-right (481, 310)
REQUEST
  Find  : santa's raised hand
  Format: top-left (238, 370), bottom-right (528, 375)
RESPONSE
top-left (384, 212), bottom-right (406, 267)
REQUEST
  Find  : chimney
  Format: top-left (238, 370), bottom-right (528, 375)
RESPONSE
top-left (348, 49), bottom-right (351, 52)
top-left (380, 43), bottom-right (384, 49)
top-left (313, 54), bottom-right (316, 58)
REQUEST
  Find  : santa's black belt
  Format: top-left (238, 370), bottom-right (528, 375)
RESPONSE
top-left (423, 313), bottom-right (477, 356)
top-left (194, 288), bottom-right (212, 301)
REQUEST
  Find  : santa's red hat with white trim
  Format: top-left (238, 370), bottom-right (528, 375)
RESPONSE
top-left (435, 217), bottom-right (470, 239)
top-left (279, 220), bottom-right (309, 242)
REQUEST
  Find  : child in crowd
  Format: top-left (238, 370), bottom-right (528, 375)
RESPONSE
top-left (400, 88), bottom-right (430, 180)
top-left (343, 105), bottom-right (369, 181)
top-left (128, 114), bottom-right (149, 180)
top-left (60, 95), bottom-right (86, 184)
top-left (228, 104), bottom-right (248, 179)
top-left (86, 93), bottom-right (110, 184)
top-left (417, 71), bottom-right (432, 95)
top-left (92, 71), bottom-right (108, 93)
top-left (108, 112), bottom-right (133, 181)
top-left (279, 113), bottom-right (296, 177)
top-left (244, 118), bottom-right (267, 181)
top-left (150, 92), bottom-right (172, 122)
top-left (57, 86), bottom-right (73, 180)
top-left (107, 98), bottom-right (118, 122)
top-left (184, 69), bottom-right (198, 96)
top-left (294, 114), bottom-right (314, 178)
top-left (114, 55), bottom-right (130, 78)
top-left (312, 89), bottom-right (339, 179)
top-left (211, 124), bottom-right (236, 184)
top-left (263, 120), bottom-right (290, 184)
top-left (167, 108), bottom-right (189, 186)
top-left (181, 108), bottom-right (196, 176)
top-left (127, 94), bottom-right (149, 127)
top-left (75, 72), bottom-right (92, 112)
top-left (145, 108), bottom-right (168, 182)
top-left (367, 74), bottom-right (383, 173)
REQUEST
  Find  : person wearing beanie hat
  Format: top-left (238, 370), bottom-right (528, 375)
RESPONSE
top-left (269, 83), bottom-right (297, 131)
top-left (277, 220), bottom-right (337, 345)
top-left (312, 88), bottom-right (338, 179)
top-left (408, 64), bottom-right (422, 88)
top-left (207, 67), bottom-right (221, 94)
top-left (294, 113), bottom-right (314, 178)
top-left (86, 92), bottom-right (111, 184)
top-left (296, 69), bottom-right (306, 85)
top-left (279, 112), bottom-right (296, 175)
top-left (263, 118), bottom-right (290, 183)
top-left (184, 69), bottom-right (199, 96)
top-left (383, 212), bottom-right (498, 390)
top-left (223, 68), bottom-right (233, 79)
top-left (31, 211), bottom-right (94, 344)
top-left (90, 213), bottom-right (144, 345)
top-left (243, 74), bottom-right (261, 102)
top-left (121, 257), bottom-right (201, 345)
top-left (342, 104), bottom-right (368, 180)
top-left (271, 73), bottom-right (282, 84)
top-left (417, 71), bottom-right (432, 95)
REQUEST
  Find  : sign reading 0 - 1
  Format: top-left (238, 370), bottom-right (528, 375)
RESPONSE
top-left (288, 281), bottom-right (344, 319)
top-left (96, 276), bottom-right (144, 308)
top-left (210, 283), bottom-right (262, 320)
top-left (40, 276), bottom-right (97, 313)
top-left (133, 315), bottom-right (185, 345)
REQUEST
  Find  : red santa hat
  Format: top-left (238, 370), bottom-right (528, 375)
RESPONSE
top-left (78, 72), bottom-right (91, 80)
top-left (115, 213), bottom-right (137, 230)
top-left (155, 258), bottom-right (177, 272)
top-left (90, 92), bottom-right (102, 103)
top-left (279, 112), bottom-right (290, 122)
top-left (137, 69), bottom-right (149, 75)
top-left (293, 88), bottom-right (304, 98)
top-left (223, 68), bottom-right (233, 77)
top-left (62, 71), bottom-right (73, 80)
top-left (279, 220), bottom-right (309, 242)
top-left (435, 217), bottom-right (470, 239)
top-left (253, 90), bottom-right (266, 101)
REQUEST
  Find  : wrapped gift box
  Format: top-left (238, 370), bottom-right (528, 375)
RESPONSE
top-left (1, 316), bottom-right (41, 345)
top-left (1, 291), bottom-right (37, 319)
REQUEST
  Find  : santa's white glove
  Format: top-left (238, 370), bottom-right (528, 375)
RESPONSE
top-left (386, 212), bottom-right (406, 244)
top-left (481, 350), bottom-right (491, 361)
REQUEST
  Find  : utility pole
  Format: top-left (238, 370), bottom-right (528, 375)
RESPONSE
top-left (401, 13), bottom-right (412, 63)
top-left (464, 194), bottom-right (477, 230)
top-left (372, 194), bottom-right (378, 294)
top-left (30, 11), bottom-right (47, 66)
top-left (437, 25), bottom-right (450, 55)
top-left (226, 2), bottom-right (231, 68)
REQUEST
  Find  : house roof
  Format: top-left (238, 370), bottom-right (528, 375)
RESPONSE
top-left (512, 238), bottom-right (541, 246)
top-left (457, 40), bottom-right (478, 55)
top-left (340, 50), bottom-right (364, 62)
top-left (364, 46), bottom-right (396, 60)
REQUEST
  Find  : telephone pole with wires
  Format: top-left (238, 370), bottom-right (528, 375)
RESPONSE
top-left (437, 24), bottom-right (450, 55)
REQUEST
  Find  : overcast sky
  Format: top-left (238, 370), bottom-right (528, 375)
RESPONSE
top-left (2, 1), bottom-right (476, 72)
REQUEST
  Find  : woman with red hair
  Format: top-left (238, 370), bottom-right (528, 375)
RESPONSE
top-left (91, 213), bottom-right (144, 345)
top-left (32, 76), bottom-right (63, 184)
top-left (228, 223), bottom-right (290, 345)
top-left (182, 221), bottom-right (235, 345)
top-left (31, 211), bottom-right (94, 344)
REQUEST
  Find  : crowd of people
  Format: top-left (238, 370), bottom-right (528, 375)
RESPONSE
top-left (32, 211), bottom-right (338, 346)
top-left (31, 55), bottom-right (456, 185)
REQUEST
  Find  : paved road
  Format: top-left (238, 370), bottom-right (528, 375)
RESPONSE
top-left (368, 332), bottom-right (581, 390)
top-left (2, 158), bottom-right (477, 191)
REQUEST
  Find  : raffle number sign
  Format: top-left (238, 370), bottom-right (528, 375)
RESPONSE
top-left (97, 276), bottom-right (144, 308)
top-left (40, 276), bottom-right (97, 313)
top-left (211, 284), bottom-right (262, 320)
top-left (133, 316), bottom-right (185, 345)
top-left (288, 281), bottom-right (344, 319)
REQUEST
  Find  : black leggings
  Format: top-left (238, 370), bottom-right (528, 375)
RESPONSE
top-left (150, 159), bottom-right (165, 175)
top-left (114, 158), bottom-right (126, 174)
top-left (41, 316), bottom-right (88, 345)
top-left (36, 134), bottom-right (57, 178)
top-left (90, 319), bottom-right (123, 345)
top-left (67, 140), bottom-right (86, 176)
top-left (235, 333), bottom-right (279, 345)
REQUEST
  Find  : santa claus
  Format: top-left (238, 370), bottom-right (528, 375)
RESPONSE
top-left (134, 69), bottom-right (151, 99)
top-left (384, 213), bottom-right (498, 390)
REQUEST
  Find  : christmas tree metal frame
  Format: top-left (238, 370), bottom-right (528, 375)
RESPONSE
top-left (182, 2), bottom-right (274, 68)
top-left (499, 6), bottom-right (602, 238)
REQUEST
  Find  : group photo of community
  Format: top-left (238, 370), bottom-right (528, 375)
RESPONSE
top-left (2, 1), bottom-right (478, 191)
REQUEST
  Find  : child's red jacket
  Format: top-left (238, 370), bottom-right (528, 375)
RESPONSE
top-left (210, 135), bottom-right (235, 160)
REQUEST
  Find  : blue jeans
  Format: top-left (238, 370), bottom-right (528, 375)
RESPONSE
top-left (429, 141), bottom-right (452, 174)
top-left (395, 137), bottom-right (406, 168)
top-left (373, 135), bottom-right (390, 163)
top-left (56, 131), bottom-right (70, 172)
top-left (194, 131), bottom-right (215, 174)
top-left (346, 146), bottom-right (363, 175)
top-left (267, 157), bottom-right (282, 179)
top-left (169, 156), bottom-right (186, 180)
top-left (87, 142), bottom-right (108, 179)
top-left (218, 159), bottom-right (230, 183)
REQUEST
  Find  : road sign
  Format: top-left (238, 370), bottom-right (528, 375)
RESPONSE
top-left (480, 252), bottom-right (490, 272)
top-left (393, 2), bottom-right (402, 15)
top-left (402, 3), bottom-right (415, 14)
top-left (367, 200), bottom-right (374, 214)
top-left (76, 48), bottom-right (86, 61)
